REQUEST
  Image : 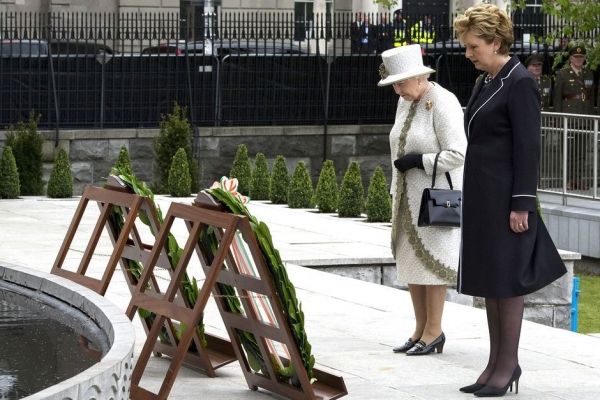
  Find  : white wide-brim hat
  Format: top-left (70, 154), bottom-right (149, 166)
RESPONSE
top-left (378, 44), bottom-right (435, 87)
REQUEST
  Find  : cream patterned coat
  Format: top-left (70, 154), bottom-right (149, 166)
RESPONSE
top-left (389, 83), bottom-right (467, 285)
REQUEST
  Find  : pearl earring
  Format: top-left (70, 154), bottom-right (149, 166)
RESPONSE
top-left (494, 50), bottom-right (498, 54)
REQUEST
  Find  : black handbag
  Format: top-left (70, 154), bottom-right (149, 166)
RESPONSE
top-left (418, 153), bottom-right (461, 228)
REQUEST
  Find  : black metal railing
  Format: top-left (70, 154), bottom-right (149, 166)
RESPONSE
top-left (0, 11), bottom-right (594, 130)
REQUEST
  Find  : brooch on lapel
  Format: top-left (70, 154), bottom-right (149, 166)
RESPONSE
top-left (425, 100), bottom-right (433, 111)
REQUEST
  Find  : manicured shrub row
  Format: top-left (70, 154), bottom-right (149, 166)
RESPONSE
top-left (227, 147), bottom-right (391, 222)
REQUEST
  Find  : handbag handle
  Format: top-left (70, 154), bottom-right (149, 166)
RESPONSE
top-left (431, 153), bottom-right (454, 190)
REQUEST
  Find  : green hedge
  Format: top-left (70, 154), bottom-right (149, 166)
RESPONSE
top-left (365, 166), bottom-right (391, 222)
top-left (250, 152), bottom-right (270, 200)
top-left (47, 148), bottom-right (73, 198)
top-left (338, 161), bottom-right (364, 218)
top-left (168, 148), bottom-right (192, 197)
top-left (0, 146), bottom-right (20, 199)
top-left (288, 161), bottom-right (314, 208)
top-left (229, 144), bottom-right (252, 196)
top-left (314, 159), bottom-right (339, 213)
top-left (270, 155), bottom-right (290, 204)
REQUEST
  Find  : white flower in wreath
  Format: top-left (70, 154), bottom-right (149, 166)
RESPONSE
top-left (211, 176), bottom-right (249, 204)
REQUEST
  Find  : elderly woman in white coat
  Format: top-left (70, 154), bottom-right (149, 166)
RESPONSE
top-left (379, 44), bottom-right (466, 355)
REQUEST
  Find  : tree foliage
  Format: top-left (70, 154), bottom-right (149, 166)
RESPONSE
top-left (270, 155), bottom-right (290, 204)
top-left (287, 161), bottom-right (314, 209)
top-left (250, 152), bottom-right (271, 200)
top-left (373, 0), bottom-right (398, 10)
top-left (47, 148), bottom-right (73, 198)
top-left (514, 0), bottom-right (600, 69)
top-left (338, 161), bottom-right (365, 218)
top-left (5, 112), bottom-right (43, 195)
top-left (229, 144), bottom-right (253, 196)
top-left (114, 146), bottom-right (133, 176)
top-left (365, 166), bottom-right (391, 222)
top-left (314, 159), bottom-right (339, 213)
top-left (0, 146), bottom-right (20, 199)
top-left (155, 103), bottom-right (199, 193)
top-left (168, 148), bottom-right (192, 197)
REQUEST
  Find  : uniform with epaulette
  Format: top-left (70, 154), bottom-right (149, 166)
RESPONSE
top-left (552, 45), bottom-right (595, 191)
top-left (524, 53), bottom-right (552, 111)
top-left (553, 46), bottom-right (594, 115)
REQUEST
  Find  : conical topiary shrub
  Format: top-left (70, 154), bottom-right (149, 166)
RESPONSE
top-left (314, 159), bottom-right (339, 213)
top-left (250, 153), bottom-right (270, 200)
top-left (154, 102), bottom-right (199, 193)
top-left (0, 146), bottom-right (20, 199)
top-left (365, 166), bottom-right (391, 222)
top-left (288, 161), bottom-right (314, 208)
top-left (114, 146), bottom-right (133, 176)
top-left (229, 144), bottom-right (252, 196)
top-left (168, 148), bottom-right (192, 197)
top-left (338, 161), bottom-right (364, 218)
top-left (5, 112), bottom-right (43, 195)
top-left (269, 155), bottom-right (290, 204)
top-left (47, 148), bottom-right (73, 198)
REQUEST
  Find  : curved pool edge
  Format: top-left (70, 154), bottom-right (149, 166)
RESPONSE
top-left (0, 262), bottom-right (135, 400)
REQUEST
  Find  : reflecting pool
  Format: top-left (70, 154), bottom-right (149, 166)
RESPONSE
top-left (0, 283), bottom-right (109, 399)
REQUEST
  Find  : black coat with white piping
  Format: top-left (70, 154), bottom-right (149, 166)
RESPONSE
top-left (458, 56), bottom-right (566, 298)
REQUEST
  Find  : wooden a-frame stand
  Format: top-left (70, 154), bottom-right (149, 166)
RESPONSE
top-left (127, 191), bottom-right (347, 400)
top-left (50, 179), bottom-right (236, 377)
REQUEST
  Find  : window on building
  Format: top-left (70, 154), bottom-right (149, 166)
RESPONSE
top-left (181, 0), bottom-right (221, 40)
top-left (294, 1), bottom-right (333, 41)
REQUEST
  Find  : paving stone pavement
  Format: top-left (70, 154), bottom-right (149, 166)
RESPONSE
top-left (1, 196), bottom-right (599, 399)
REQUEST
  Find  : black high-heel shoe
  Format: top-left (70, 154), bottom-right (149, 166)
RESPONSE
top-left (474, 365), bottom-right (521, 397)
top-left (392, 337), bottom-right (419, 353)
top-left (459, 382), bottom-right (485, 393)
top-left (405, 332), bottom-right (445, 356)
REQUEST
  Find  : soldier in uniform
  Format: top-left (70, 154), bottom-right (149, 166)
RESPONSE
top-left (553, 45), bottom-right (595, 190)
top-left (553, 45), bottom-right (594, 114)
top-left (525, 53), bottom-right (556, 187)
top-left (524, 53), bottom-right (552, 111)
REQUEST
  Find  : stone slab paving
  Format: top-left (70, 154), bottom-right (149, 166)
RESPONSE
top-left (0, 196), bottom-right (599, 399)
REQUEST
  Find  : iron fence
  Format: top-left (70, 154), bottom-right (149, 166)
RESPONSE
top-left (539, 112), bottom-right (600, 202)
top-left (0, 11), bottom-right (596, 130)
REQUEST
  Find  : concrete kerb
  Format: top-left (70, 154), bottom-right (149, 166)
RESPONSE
top-left (0, 262), bottom-right (135, 400)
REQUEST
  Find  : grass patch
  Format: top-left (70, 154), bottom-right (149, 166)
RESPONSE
top-left (577, 273), bottom-right (600, 334)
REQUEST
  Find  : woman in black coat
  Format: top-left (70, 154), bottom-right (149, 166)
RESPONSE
top-left (454, 4), bottom-right (566, 397)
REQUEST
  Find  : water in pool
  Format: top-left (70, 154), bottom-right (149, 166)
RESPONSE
top-left (0, 285), bottom-right (107, 399)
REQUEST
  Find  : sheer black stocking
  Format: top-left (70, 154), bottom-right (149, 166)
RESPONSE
top-left (485, 295), bottom-right (524, 389)
top-left (475, 298), bottom-right (500, 384)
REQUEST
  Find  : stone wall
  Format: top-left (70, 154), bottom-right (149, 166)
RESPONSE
top-left (309, 249), bottom-right (580, 330)
top-left (0, 125), bottom-right (393, 195)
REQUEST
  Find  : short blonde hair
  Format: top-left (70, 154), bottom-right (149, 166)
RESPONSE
top-left (453, 3), bottom-right (514, 55)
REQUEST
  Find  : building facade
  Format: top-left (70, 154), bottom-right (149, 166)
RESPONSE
top-left (0, 1), bottom-right (512, 15)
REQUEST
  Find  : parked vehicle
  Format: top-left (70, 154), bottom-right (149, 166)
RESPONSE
top-left (1, 39), bottom-right (114, 57)
top-left (1, 39), bottom-right (48, 57)
top-left (141, 39), bottom-right (306, 56)
top-left (141, 40), bottom-right (204, 55)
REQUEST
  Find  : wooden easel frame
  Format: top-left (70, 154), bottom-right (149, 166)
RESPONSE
top-left (127, 195), bottom-right (347, 400)
top-left (51, 182), bottom-right (236, 377)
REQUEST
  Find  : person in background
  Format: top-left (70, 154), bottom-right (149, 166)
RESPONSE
top-left (453, 4), bottom-right (566, 396)
top-left (553, 45), bottom-right (596, 190)
top-left (350, 12), bottom-right (363, 54)
top-left (524, 53), bottom-right (552, 111)
top-left (553, 45), bottom-right (594, 114)
top-left (358, 14), bottom-right (378, 54)
top-left (377, 13), bottom-right (394, 53)
top-left (410, 14), bottom-right (435, 45)
top-left (378, 44), bottom-right (466, 357)
top-left (392, 9), bottom-right (408, 47)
